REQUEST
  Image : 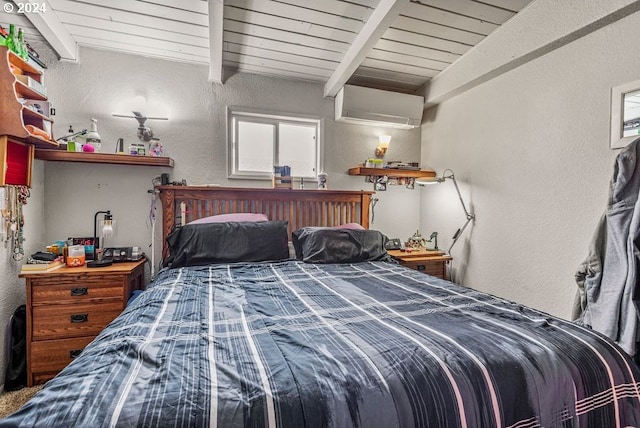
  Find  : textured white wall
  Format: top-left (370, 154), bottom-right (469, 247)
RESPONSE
top-left (0, 160), bottom-right (46, 388)
top-left (41, 47), bottom-right (422, 270)
top-left (421, 4), bottom-right (640, 319)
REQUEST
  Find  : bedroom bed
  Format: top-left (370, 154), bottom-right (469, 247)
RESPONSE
top-left (1, 186), bottom-right (638, 428)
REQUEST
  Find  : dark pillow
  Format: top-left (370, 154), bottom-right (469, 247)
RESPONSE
top-left (291, 227), bottom-right (392, 263)
top-left (164, 221), bottom-right (289, 268)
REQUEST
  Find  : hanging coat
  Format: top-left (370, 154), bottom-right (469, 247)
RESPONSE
top-left (574, 137), bottom-right (640, 356)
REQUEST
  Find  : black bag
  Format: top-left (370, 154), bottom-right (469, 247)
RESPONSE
top-left (4, 305), bottom-right (26, 391)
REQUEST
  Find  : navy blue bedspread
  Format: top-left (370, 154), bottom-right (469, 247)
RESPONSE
top-left (2, 261), bottom-right (639, 427)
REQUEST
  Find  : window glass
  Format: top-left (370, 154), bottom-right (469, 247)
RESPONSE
top-left (237, 121), bottom-right (274, 173)
top-left (279, 123), bottom-right (316, 177)
top-left (228, 109), bottom-right (321, 179)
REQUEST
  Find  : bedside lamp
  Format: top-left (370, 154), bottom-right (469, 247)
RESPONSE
top-left (416, 169), bottom-right (475, 254)
top-left (375, 135), bottom-right (391, 157)
top-left (87, 210), bottom-right (114, 268)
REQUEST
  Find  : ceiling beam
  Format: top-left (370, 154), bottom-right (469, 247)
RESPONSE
top-left (12, 0), bottom-right (77, 62)
top-left (208, 0), bottom-right (224, 83)
top-left (323, 0), bottom-right (408, 98)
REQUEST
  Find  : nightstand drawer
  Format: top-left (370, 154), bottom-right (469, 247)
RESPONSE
top-left (32, 302), bottom-right (122, 340)
top-left (402, 260), bottom-right (446, 278)
top-left (30, 276), bottom-right (124, 305)
top-left (31, 336), bottom-right (94, 377)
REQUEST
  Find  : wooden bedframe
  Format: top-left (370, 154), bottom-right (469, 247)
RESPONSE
top-left (156, 185), bottom-right (374, 259)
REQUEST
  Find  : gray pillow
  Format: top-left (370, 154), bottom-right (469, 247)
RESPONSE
top-left (291, 227), bottom-right (392, 263)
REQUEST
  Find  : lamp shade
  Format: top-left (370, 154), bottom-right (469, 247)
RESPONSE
top-left (378, 134), bottom-right (391, 148)
top-left (416, 176), bottom-right (444, 185)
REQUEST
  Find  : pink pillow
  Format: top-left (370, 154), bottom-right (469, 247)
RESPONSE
top-left (334, 223), bottom-right (365, 230)
top-left (188, 213), bottom-right (268, 225)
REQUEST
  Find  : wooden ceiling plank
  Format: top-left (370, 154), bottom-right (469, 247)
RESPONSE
top-left (12, 0), bottom-right (77, 61)
top-left (223, 51), bottom-right (333, 78)
top-left (367, 48), bottom-right (449, 71)
top-left (383, 27), bottom-right (471, 55)
top-left (223, 61), bottom-right (327, 82)
top-left (268, 0), bottom-right (373, 21)
top-left (374, 38), bottom-right (460, 63)
top-left (51, 0), bottom-right (209, 35)
top-left (208, 0), bottom-right (224, 83)
top-left (71, 26), bottom-right (209, 57)
top-left (224, 42), bottom-right (338, 70)
top-left (477, 0), bottom-right (532, 13)
top-left (324, 0), bottom-right (410, 98)
top-left (0, 12), bottom-right (42, 37)
top-left (341, 0), bottom-right (380, 8)
top-left (402, 2), bottom-right (498, 36)
top-left (346, 75), bottom-right (422, 94)
top-left (141, 0), bottom-right (209, 14)
top-left (224, 32), bottom-right (344, 62)
top-left (50, 0), bottom-right (208, 26)
top-left (226, 0), bottom-right (366, 31)
top-left (54, 11), bottom-right (208, 46)
top-left (224, 6), bottom-right (356, 44)
top-left (352, 66), bottom-right (429, 85)
top-left (412, 0), bottom-right (515, 25)
top-left (394, 15), bottom-right (484, 45)
top-left (360, 57), bottom-right (440, 77)
top-left (224, 20), bottom-right (349, 53)
top-left (73, 35), bottom-right (209, 63)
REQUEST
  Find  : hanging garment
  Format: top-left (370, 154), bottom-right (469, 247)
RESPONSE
top-left (574, 137), bottom-right (640, 356)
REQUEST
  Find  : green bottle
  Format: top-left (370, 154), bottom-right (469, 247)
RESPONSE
top-left (17, 28), bottom-right (27, 59)
top-left (6, 24), bottom-right (15, 54)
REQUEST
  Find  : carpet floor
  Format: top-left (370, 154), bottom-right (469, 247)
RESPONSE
top-left (0, 385), bottom-right (42, 418)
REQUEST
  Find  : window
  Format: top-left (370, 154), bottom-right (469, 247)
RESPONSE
top-left (228, 108), bottom-right (321, 179)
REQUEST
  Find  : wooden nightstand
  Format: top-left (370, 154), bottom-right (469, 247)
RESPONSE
top-left (387, 249), bottom-right (452, 280)
top-left (20, 259), bottom-right (145, 386)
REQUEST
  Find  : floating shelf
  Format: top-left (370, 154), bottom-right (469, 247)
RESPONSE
top-left (348, 166), bottom-right (435, 178)
top-left (34, 149), bottom-right (174, 167)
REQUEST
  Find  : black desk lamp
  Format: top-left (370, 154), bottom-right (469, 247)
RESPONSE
top-left (416, 169), bottom-right (475, 254)
top-left (87, 210), bottom-right (114, 268)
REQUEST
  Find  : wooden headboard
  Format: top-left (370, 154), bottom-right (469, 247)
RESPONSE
top-left (156, 186), bottom-right (374, 259)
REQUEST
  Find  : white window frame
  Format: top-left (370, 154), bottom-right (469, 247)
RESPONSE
top-left (227, 107), bottom-right (323, 180)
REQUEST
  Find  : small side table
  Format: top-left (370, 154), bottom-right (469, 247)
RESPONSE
top-left (20, 259), bottom-right (145, 386)
top-left (387, 249), bottom-right (452, 280)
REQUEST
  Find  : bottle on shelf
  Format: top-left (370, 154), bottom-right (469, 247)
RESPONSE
top-left (6, 24), bottom-right (16, 54)
top-left (85, 118), bottom-right (102, 152)
top-left (17, 28), bottom-right (27, 59)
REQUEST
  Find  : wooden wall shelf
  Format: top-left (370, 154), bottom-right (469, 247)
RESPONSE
top-left (348, 166), bottom-right (435, 178)
top-left (0, 47), bottom-right (58, 148)
top-left (34, 149), bottom-right (174, 167)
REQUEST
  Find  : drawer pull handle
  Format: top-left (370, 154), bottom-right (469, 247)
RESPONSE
top-left (417, 265), bottom-right (426, 271)
top-left (70, 287), bottom-right (88, 296)
top-left (69, 349), bottom-right (83, 359)
top-left (70, 314), bottom-right (88, 323)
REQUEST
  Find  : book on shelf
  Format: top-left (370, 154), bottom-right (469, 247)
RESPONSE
top-left (21, 257), bottom-right (64, 272)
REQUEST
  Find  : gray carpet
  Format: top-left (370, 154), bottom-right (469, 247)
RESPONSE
top-left (0, 385), bottom-right (42, 418)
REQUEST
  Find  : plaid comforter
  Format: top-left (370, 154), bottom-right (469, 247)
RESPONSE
top-left (2, 260), bottom-right (639, 427)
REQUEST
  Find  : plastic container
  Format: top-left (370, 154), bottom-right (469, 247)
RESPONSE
top-left (85, 118), bottom-right (102, 152)
top-left (66, 245), bottom-right (86, 267)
